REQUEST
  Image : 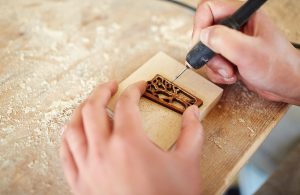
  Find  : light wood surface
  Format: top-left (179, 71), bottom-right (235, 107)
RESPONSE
top-left (0, 0), bottom-right (299, 194)
top-left (108, 52), bottom-right (223, 150)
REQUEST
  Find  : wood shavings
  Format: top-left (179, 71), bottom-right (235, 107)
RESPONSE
top-left (19, 83), bottom-right (26, 89)
top-left (2, 126), bottom-right (14, 133)
top-left (6, 108), bottom-right (13, 115)
top-left (26, 86), bottom-right (32, 92)
top-left (213, 139), bottom-right (223, 149)
top-left (24, 107), bottom-right (36, 113)
top-left (0, 0), bottom-right (293, 194)
top-left (208, 135), bottom-right (227, 150)
top-left (247, 126), bottom-right (255, 133)
top-left (238, 118), bottom-right (246, 123)
top-left (247, 127), bottom-right (256, 137)
top-left (27, 161), bottom-right (35, 168)
top-left (150, 25), bottom-right (158, 32)
top-left (20, 53), bottom-right (25, 61)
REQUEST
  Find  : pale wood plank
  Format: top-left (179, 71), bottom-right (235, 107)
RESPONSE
top-left (0, 0), bottom-right (298, 194)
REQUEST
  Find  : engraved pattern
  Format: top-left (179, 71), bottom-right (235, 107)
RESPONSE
top-left (143, 74), bottom-right (203, 114)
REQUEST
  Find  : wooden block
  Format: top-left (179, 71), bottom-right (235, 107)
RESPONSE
top-left (108, 52), bottom-right (223, 150)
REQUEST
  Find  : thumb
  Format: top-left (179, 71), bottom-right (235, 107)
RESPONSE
top-left (200, 25), bottom-right (259, 66)
top-left (175, 105), bottom-right (204, 157)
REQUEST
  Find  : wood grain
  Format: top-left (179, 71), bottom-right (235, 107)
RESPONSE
top-left (0, 0), bottom-right (298, 194)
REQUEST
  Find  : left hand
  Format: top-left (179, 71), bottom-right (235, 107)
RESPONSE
top-left (60, 81), bottom-right (204, 195)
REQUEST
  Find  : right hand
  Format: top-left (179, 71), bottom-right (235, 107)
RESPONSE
top-left (192, 0), bottom-right (300, 105)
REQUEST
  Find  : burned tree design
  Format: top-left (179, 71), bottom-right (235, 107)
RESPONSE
top-left (143, 74), bottom-right (203, 114)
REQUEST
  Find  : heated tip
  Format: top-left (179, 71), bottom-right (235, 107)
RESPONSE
top-left (173, 66), bottom-right (189, 82)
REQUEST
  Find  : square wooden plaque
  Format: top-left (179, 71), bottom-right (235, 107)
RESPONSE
top-left (108, 52), bottom-right (223, 150)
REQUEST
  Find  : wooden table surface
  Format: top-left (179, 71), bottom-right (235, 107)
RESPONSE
top-left (0, 0), bottom-right (299, 194)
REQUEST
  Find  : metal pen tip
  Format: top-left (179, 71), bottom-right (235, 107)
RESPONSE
top-left (172, 66), bottom-right (189, 82)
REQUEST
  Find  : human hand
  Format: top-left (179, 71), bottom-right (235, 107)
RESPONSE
top-left (60, 81), bottom-right (203, 195)
top-left (192, 0), bottom-right (300, 105)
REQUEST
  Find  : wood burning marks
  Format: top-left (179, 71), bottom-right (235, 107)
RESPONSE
top-left (143, 74), bottom-right (203, 114)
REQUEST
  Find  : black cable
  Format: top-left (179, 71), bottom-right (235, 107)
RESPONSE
top-left (162, 0), bottom-right (300, 50)
top-left (292, 42), bottom-right (300, 49)
top-left (160, 0), bottom-right (196, 12)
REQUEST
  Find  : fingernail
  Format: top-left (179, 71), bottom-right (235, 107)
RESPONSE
top-left (218, 69), bottom-right (229, 78)
top-left (191, 105), bottom-right (200, 118)
top-left (224, 76), bottom-right (236, 82)
top-left (200, 28), bottom-right (209, 45)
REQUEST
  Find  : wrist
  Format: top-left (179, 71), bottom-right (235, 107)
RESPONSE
top-left (289, 48), bottom-right (300, 105)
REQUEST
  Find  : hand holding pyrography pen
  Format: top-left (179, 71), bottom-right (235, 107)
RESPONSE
top-left (173, 0), bottom-right (268, 81)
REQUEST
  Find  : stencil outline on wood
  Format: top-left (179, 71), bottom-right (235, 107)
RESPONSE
top-left (143, 74), bottom-right (203, 114)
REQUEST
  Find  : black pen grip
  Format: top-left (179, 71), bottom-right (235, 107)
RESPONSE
top-left (186, 0), bottom-right (267, 69)
top-left (186, 17), bottom-right (240, 69)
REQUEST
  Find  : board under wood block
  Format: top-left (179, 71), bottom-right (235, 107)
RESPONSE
top-left (108, 52), bottom-right (223, 150)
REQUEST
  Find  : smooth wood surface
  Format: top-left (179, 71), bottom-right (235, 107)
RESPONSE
top-left (0, 0), bottom-right (298, 194)
top-left (108, 52), bottom-right (223, 150)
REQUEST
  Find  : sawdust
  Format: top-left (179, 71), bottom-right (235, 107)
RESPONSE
top-left (0, 1), bottom-right (114, 194)
top-left (151, 15), bottom-right (192, 49)
top-left (0, 0), bottom-right (194, 194)
top-left (1, 0), bottom-right (294, 194)
top-left (238, 118), bottom-right (246, 123)
top-left (247, 126), bottom-right (256, 137)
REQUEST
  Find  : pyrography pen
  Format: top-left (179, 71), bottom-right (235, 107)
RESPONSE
top-left (173, 0), bottom-right (268, 81)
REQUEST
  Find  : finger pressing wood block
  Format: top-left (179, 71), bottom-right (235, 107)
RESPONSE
top-left (108, 52), bottom-right (223, 150)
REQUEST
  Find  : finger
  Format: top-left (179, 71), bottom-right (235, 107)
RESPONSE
top-left (175, 105), bottom-right (204, 159)
top-left (114, 81), bottom-right (147, 137)
top-left (205, 66), bottom-right (237, 84)
top-left (192, 0), bottom-right (240, 46)
top-left (60, 137), bottom-right (78, 187)
top-left (82, 81), bottom-right (118, 152)
top-left (255, 89), bottom-right (286, 102)
top-left (206, 55), bottom-right (235, 79)
top-left (200, 25), bottom-right (260, 66)
top-left (65, 104), bottom-right (88, 166)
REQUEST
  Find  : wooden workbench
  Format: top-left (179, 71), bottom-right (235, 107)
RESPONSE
top-left (0, 0), bottom-right (299, 194)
